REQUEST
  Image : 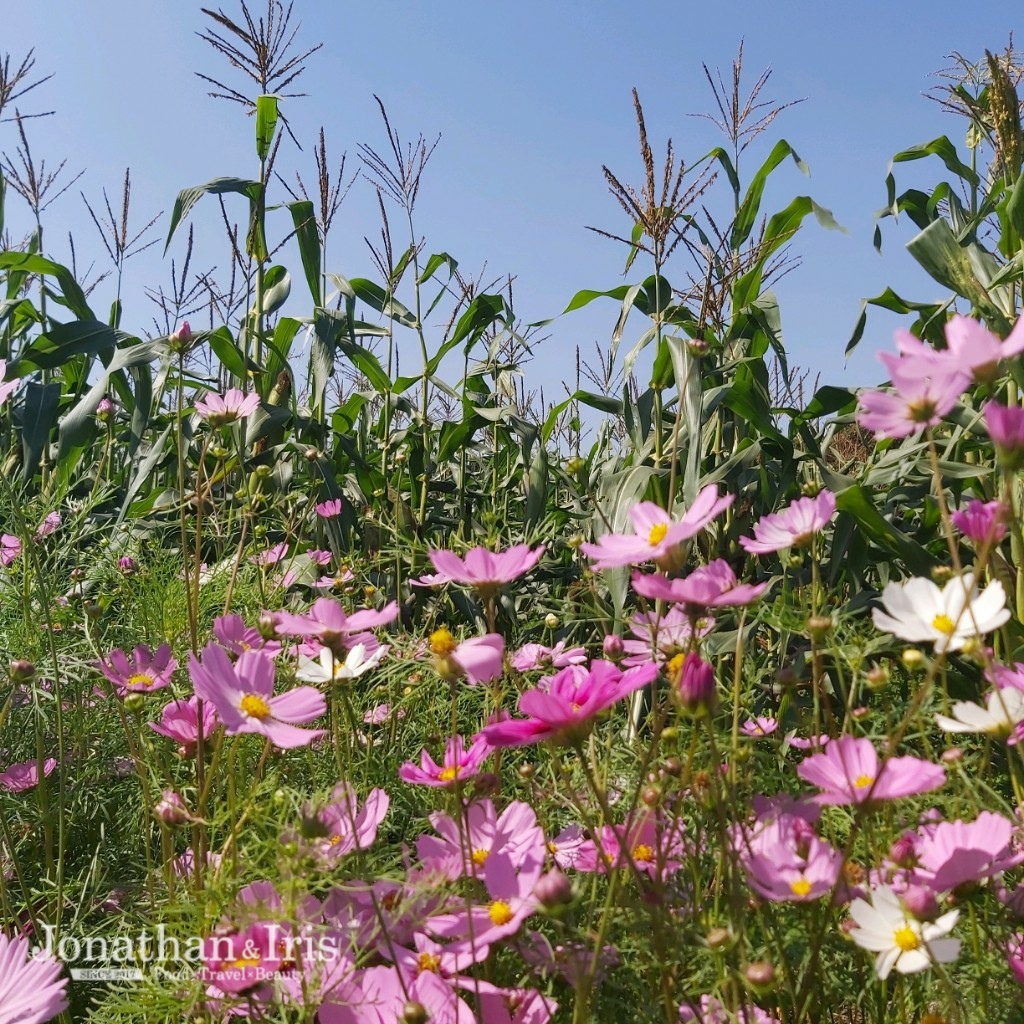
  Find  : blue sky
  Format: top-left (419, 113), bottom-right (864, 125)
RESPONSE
top-left (4, 1), bottom-right (1022, 403)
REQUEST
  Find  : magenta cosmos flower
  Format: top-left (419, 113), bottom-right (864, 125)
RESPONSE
top-left (740, 490), bottom-right (836, 554)
top-left (0, 931), bottom-right (68, 1024)
top-left (984, 401), bottom-right (1024, 467)
top-left (274, 597), bottom-right (398, 649)
top-left (188, 644), bottom-right (326, 749)
top-left (951, 499), bottom-right (1008, 545)
top-left (911, 811), bottom-right (1024, 893)
top-left (511, 640), bottom-right (587, 672)
top-left (733, 812), bottom-right (841, 902)
top-left (0, 757), bottom-right (57, 793)
top-left (306, 782), bottom-right (389, 866)
top-left (148, 696), bottom-right (219, 757)
top-left (857, 352), bottom-right (969, 440)
top-left (580, 484), bottom-right (733, 570)
top-left (631, 560), bottom-right (769, 615)
top-left (399, 732), bottom-right (492, 788)
top-left (480, 660), bottom-right (658, 748)
top-left (195, 387), bottom-right (260, 427)
top-left (315, 497), bottom-right (343, 518)
top-left (0, 359), bottom-right (21, 407)
top-left (96, 643), bottom-right (177, 694)
top-left (894, 314), bottom-right (1024, 382)
top-left (427, 628), bottom-right (504, 686)
top-left (797, 736), bottom-right (945, 805)
top-left (0, 534), bottom-right (21, 567)
top-left (427, 543), bottom-right (545, 594)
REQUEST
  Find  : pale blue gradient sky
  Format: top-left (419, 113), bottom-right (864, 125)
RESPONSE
top-left (3, 1), bottom-right (1021, 401)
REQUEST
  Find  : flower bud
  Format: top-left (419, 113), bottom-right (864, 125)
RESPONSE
top-left (744, 959), bottom-right (776, 992)
top-left (901, 885), bottom-right (940, 922)
top-left (544, 612), bottom-right (560, 630)
top-left (117, 556), bottom-right (138, 575)
top-left (941, 747), bottom-right (964, 765)
top-left (704, 926), bottom-right (732, 951)
top-left (565, 457), bottom-right (585, 475)
top-left (901, 648), bottom-right (926, 671)
top-left (640, 784), bottom-right (660, 807)
top-left (517, 763), bottom-right (535, 781)
top-left (123, 693), bottom-right (146, 714)
top-left (865, 663), bottom-right (888, 690)
top-left (304, 447), bottom-right (320, 462)
top-left (566, 534), bottom-right (585, 550)
top-left (96, 397), bottom-right (114, 423)
top-left (534, 869), bottom-right (573, 908)
top-left (402, 1001), bottom-right (429, 1024)
top-left (8, 660), bottom-right (35, 683)
top-left (931, 565), bottom-right (953, 585)
top-left (257, 611), bottom-right (279, 640)
top-left (471, 772), bottom-right (501, 800)
top-left (888, 832), bottom-right (917, 867)
top-left (806, 614), bottom-right (833, 641)
top-left (672, 652), bottom-right (717, 716)
top-left (168, 321), bottom-right (193, 353)
top-left (154, 791), bottom-right (190, 827)
top-left (602, 634), bottom-right (624, 663)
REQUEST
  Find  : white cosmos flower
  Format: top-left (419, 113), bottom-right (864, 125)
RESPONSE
top-left (295, 643), bottom-right (388, 684)
top-left (935, 687), bottom-right (1024, 738)
top-left (872, 572), bottom-right (1009, 654)
top-left (848, 884), bottom-right (960, 979)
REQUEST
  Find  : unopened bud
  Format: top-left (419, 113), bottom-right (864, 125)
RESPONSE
top-left (471, 772), bottom-right (500, 799)
top-left (168, 321), bottom-right (193, 353)
top-left (8, 660), bottom-right (35, 683)
top-left (865, 663), bottom-right (888, 690)
top-left (662, 756), bottom-right (682, 777)
top-left (304, 447), bottom-right (320, 462)
top-left (534, 869), bottom-right (573, 908)
top-left (704, 926), bottom-right (732, 951)
top-left (888, 833), bottom-right (917, 867)
top-left (517, 763), bottom-right (535, 781)
top-left (744, 959), bottom-right (776, 991)
top-left (123, 693), bottom-right (146, 713)
top-left (901, 648), bottom-right (926, 671)
top-left (257, 611), bottom-right (279, 640)
top-left (544, 612), bottom-right (560, 630)
top-left (931, 565), bottom-right (953, 585)
top-left (402, 1001), bottom-right (429, 1024)
top-left (640, 784), bottom-right (660, 807)
top-left (567, 534), bottom-right (585, 550)
top-left (941, 747), bottom-right (964, 765)
top-left (806, 614), bottom-right (832, 640)
top-left (602, 634), bottom-right (624, 663)
top-left (565, 457), bottom-right (585, 475)
top-left (672, 652), bottom-right (717, 716)
top-left (901, 885), bottom-right (940, 922)
top-left (154, 791), bottom-right (190, 827)
top-left (118, 556), bottom-right (138, 575)
top-left (851, 706), bottom-right (869, 720)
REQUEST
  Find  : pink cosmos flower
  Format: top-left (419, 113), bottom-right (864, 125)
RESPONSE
top-left (856, 353), bottom-right (969, 439)
top-left (427, 849), bottom-right (543, 960)
top-left (188, 644), bottom-right (326, 749)
top-left (213, 613), bottom-right (281, 657)
top-left (399, 733), bottom-right (492, 787)
top-left (34, 512), bottom-right (60, 540)
top-left (631, 561), bottom-right (769, 615)
top-left (740, 490), bottom-right (836, 554)
top-left (511, 640), bottom-right (587, 672)
top-left (148, 696), bottom-right (219, 757)
top-left (480, 660), bottom-right (658, 748)
top-left (797, 736), bottom-right (945, 805)
top-left (427, 544), bottom-right (545, 593)
top-left (274, 597), bottom-right (398, 652)
top-left (199, 921), bottom-right (285, 997)
top-left (985, 400), bottom-right (1024, 458)
top-left (0, 758), bottom-right (57, 793)
top-left (417, 800), bottom-right (546, 880)
top-left (576, 811), bottom-right (686, 879)
top-left (547, 825), bottom-right (587, 869)
top-left (0, 931), bottom-right (68, 1024)
top-left (679, 995), bottom-right (779, 1023)
top-left (621, 607), bottom-right (714, 667)
top-left (96, 643), bottom-right (177, 694)
top-left (194, 387), bottom-right (260, 426)
top-left (0, 359), bottom-right (21, 407)
top-left (357, 966), bottom-right (475, 1024)
top-left (951, 499), bottom-right (1008, 545)
top-left (306, 783), bottom-right (389, 865)
top-left (733, 812), bottom-right (841, 902)
top-left (311, 568), bottom-right (356, 590)
top-left (315, 498), bottom-right (343, 518)
top-left (911, 811), bottom-right (1024, 893)
top-left (741, 716), bottom-right (779, 737)
top-left (893, 314), bottom-right (1024, 382)
top-left (307, 548), bottom-right (333, 566)
top-left (580, 484), bottom-right (733, 570)
top-left (1007, 934), bottom-right (1024, 988)
top-left (251, 542), bottom-right (289, 567)
top-left (0, 534), bottom-right (20, 566)
top-left (427, 628), bottom-right (505, 686)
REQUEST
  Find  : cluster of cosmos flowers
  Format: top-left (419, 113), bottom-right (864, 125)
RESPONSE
top-left (5, 316), bottom-right (1024, 1022)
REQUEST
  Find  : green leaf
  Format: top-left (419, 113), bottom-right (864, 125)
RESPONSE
top-left (731, 140), bottom-right (809, 250)
top-left (207, 325), bottom-right (249, 379)
top-left (20, 381), bottom-right (61, 480)
top-left (255, 94), bottom-right (279, 162)
top-left (1006, 168), bottom-right (1024, 239)
top-left (886, 136), bottom-right (979, 206)
top-left (0, 252), bottom-right (93, 320)
top-left (835, 485), bottom-right (936, 576)
top-left (846, 288), bottom-right (950, 355)
top-left (14, 320), bottom-right (130, 372)
top-left (331, 275), bottom-right (418, 328)
top-left (284, 200), bottom-right (321, 305)
top-left (164, 177), bottom-right (263, 256)
top-left (257, 264), bottom-right (291, 316)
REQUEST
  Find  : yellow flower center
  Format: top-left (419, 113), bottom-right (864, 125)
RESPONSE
top-left (471, 848), bottom-right (489, 868)
top-left (632, 843), bottom-right (655, 863)
top-left (854, 775), bottom-right (874, 789)
top-left (892, 924), bottom-right (921, 952)
top-left (429, 628), bottom-right (458, 656)
top-left (227, 957), bottom-right (261, 970)
top-left (240, 693), bottom-right (272, 719)
top-left (908, 398), bottom-right (938, 423)
top-left (547, 841), bottom-right (558, 854)
top-left (648, 523), bottom-right (669, 547)
top-left (790, 878), bottom-right (812, 897)
top-left (329, 834), bottom-right (342, 846)
top-left (932, 613), bottom-right (956, 636)
top-left (127, 672), bottom-right (155, 689)
top-left (417, 951), bottom-right (441, 973)
top-left (666, 652), bottom-right (686, 682)
top-left (488, 900), bottom-right (514, 926)
top-left (439, 766), bottom-right (460, 782)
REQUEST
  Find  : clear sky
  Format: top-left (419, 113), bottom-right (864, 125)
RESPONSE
top-left (3, 1), bottom-right (1022, 404)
